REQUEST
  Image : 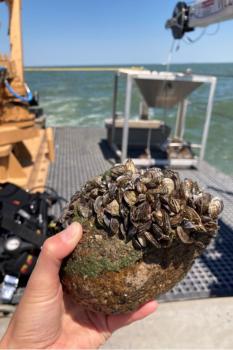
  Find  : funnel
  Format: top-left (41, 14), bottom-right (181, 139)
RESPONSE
top-left (135, 77), bottom-right (203, 108)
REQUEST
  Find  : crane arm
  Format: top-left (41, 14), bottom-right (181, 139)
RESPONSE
top-left (166, 0), bottom-right (233, 39)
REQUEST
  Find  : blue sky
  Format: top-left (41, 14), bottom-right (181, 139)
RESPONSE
top-left (1, 0), bottom-right (233, 66)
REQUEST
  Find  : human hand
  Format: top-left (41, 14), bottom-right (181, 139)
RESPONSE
top-left (0, 223), bottom-right (157, 349)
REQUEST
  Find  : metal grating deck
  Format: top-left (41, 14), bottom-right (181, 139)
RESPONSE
top-left (47, 127), bottom-right (233, 302)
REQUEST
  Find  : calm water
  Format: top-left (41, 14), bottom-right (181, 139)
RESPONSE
top-left (25, 63), bottom-right (233, 176)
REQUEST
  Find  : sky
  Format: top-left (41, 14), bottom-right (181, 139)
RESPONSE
top-left (0, 0), bottom-right (233, 66)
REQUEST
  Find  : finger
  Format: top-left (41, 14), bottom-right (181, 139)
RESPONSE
top-left (26, 223), bottom-right (82, 293)
top-left (107, 300), bottom-right (158, 333)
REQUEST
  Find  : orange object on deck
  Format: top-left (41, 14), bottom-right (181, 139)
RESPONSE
top-left (0, 0), bottom-right (54, 191)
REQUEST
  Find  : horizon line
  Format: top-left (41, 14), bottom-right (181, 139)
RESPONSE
top-left (25, 61), bottom-right (233, 69)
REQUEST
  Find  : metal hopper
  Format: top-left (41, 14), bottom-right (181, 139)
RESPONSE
top-left (134, 73), bottom-right (203, 108)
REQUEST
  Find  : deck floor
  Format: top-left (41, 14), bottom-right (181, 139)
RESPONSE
top-left (47, 127), bottom-right (233, 302)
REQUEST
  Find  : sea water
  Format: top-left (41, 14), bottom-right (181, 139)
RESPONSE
top-left (25, 63), bottom-right (233, 176)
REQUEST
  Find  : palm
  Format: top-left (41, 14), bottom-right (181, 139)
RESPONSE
top-left (49, 290), bottom-right (156, 349)
top-left (52, 293), bottom-right (112, 349)
top-left (1, 224), bottom-right (157, 349)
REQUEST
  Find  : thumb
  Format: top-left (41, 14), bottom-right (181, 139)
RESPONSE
top-left (25, 222), bottom-right (82, 296)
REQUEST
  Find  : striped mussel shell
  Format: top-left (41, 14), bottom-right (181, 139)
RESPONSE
top-left (59, 159), bottom-right (224, 251)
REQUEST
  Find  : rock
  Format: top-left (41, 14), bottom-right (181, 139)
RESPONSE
top-left (58, 160), bottom-right (224, 314)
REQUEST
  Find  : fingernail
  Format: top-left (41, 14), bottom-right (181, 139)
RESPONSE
top-left (60, 223), bottom-right (80, 242)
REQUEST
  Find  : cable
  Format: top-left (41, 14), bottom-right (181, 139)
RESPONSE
top-left (183, 23), bottom-right (220, 45)
top-left (4, 79), bottom-right (33, 103)
top-left (206, 23), bottom-right (220, 36)
top-left (163, 3), bottom-right (189, 68)
top-left (0, 65), bottom-right (33, 103)
top-left (165, 39), bottom-right (176, 71)
top-left (28, 185), bottom-right (66, 199)
top-left (28, 185), bottom-right (68, 215)
top-left (183, 28), bottom-right (206, 44)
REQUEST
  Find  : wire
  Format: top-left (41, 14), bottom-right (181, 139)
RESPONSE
top-left (183, 28), bottom-right (206, 44)
top-left (28, 185), bottom-right (68, 214)
top-left (206, 23), bottom-right (220, 36)
top-left (165, 39), bottom-right (176, 71)
top-left (30, 186), bottom-right (68, 202)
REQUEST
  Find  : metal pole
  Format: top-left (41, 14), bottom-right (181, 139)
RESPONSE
top-left (139, 100), bottom-right (149, 120)
top-left (175, 99), bottom-right (188, 139)
top-left (121, 75), bottom-right (133, 163)
top-left (146, 128), bottom-right (152, 159)
top-left (111, 73), bottom-right (119, 145)
top-left (200, 77), bottom-right (217, 162)
top-left (9, 0), bottom-right (24, 83)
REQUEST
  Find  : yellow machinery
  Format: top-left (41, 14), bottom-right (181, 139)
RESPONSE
top-left (0, 0), bottom-right (54, 189)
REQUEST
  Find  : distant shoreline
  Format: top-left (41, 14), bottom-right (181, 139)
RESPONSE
top-left (24, 62), bottom-right (233, 75)
top-left (25, 62), bottom-right (233, 70)
top-left (24, 66), bottom-right (143, 72)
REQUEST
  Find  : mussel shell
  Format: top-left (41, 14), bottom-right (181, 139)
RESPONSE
top-left (208, 197), bottom-right (224, 219)
top-left (63, 160), bottom-right (223, 253)
top-left (94, 196), bottom-right (103, 213)
top-left (125, 159), bottom-right (137, 174)
top-left (132, 234), bottom-right (147, 250)
top-left (162, 178), bottom-right (175, 195)
top-left (130, 202), bottom-right (152, 223)
top-left (109, 218), bottom-right (120, 235)
top-left (123, 191), bottom-right (137, 206)
top-left (110, 164), bottom-right (126, 178)
top-left (76, 198), bottom-right (93, 218)
top-left (176, 226), bottom-right (194, 245)
top-left (105, 200), bottom-right (120, 216)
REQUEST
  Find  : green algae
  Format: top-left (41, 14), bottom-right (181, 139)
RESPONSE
top-left (66, 252), bottom-right (140, 278)
top-left (63, 230), bottom-right (142, 278)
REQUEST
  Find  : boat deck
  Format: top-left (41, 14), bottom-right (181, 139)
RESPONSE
top-left (47, 127), bottom-right (233, 302)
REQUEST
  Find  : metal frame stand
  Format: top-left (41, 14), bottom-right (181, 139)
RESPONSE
top-left (200, 77), bottom-right (217, 162)
top-left (109, 70), bottom-right (217, 168)
top-left (121, 75), bottom-right (133, 163)
top-left (175, 99), bottom-right (189, 139)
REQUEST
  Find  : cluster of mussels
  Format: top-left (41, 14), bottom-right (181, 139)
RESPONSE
top-left (61, 160), bottom-right (224, 251)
